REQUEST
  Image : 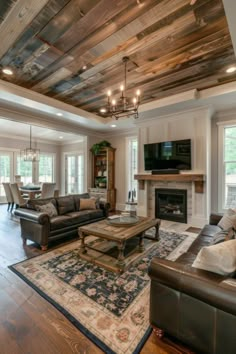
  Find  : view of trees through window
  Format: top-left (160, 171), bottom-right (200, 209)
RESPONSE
top-left (224, 126), bottom-right (236, 208)
top-left (38, 154), bottom-right (54, 182)
top-left (0, 154), bottom-right (10, 197)
top-left (17, 155), bottom-right (33, 185)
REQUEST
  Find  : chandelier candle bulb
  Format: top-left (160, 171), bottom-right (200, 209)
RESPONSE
top-left (102, 57), bottom-right (140, 120)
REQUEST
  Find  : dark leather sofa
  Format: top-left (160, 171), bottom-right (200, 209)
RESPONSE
top-left (148, 213), bottom-right (236, 354)
top-left (15, 193), bottom-right (109, 250)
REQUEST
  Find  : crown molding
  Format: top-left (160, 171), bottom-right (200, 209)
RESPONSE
top-left (0, 106), bottom-right (107, 138)
top-left (215, 107), bottom-right (236, 119)
top-left (134, 105), bottom-right (213, 127)
top-left (0, 79), bottom-right (106, 124)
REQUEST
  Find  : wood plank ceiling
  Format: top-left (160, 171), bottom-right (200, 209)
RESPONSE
top-left (0, 0), bottom-right (235, 119)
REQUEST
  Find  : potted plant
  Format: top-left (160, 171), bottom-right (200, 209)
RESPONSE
top-left (91, 140), bottom-right (111, 155)
top-left (98, 177), bottom-right (107, 188)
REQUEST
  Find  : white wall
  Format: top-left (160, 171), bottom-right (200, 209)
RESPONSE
top-left (135, 107), bottom-right (212, 226)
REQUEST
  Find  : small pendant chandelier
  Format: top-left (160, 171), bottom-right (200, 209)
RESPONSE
top-left (21, 125), bottom-right (40, 162)
top-left (100, 56), bottom-right (141, 120)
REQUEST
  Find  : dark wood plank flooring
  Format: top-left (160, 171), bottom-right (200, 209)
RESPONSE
top-left (0, 204), bottom-right (194, 354)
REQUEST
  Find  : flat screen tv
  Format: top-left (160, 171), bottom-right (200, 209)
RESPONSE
top-left (144, 139), bottom-right (191, 171)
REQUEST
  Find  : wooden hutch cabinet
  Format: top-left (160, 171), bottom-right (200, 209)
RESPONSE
top-left (89, 147), bottom-right (116, 210)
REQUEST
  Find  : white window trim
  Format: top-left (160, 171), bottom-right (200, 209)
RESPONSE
top-left (63, 150), bottom-right (85, 195)
top-left (218, 121), bottom-right (236, 212)
top-left (125, 136), bottom-right (138, 201)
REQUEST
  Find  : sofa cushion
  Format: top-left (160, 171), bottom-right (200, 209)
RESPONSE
top-left (211, 227), bottom-right (236, 245)
top-left (27, 197), bottom-right (57, 210)
top-left (218, 209), bottom-right (236, 230)
top-left (199, 224), bottom-right (221, 237)
top-left (35, 202), bottom-right (58, 218)
top-left (73, 193), bottom-right (90, 211)
top-left (80, 198), bottom-right (96, 210)
top-left (50, 215), bottom-right (75, 231)
top-left (66, 210), bottom-right (91, 225)
top-left (57, 196), bottom-right (75, 215)
top-left (66, 209), bottom-right (104, 224)
top-left (192, 239), bottom-right (236, 275)
top-left (88, 209), bottom-right (103, 220)
top-left (188, 235), bottom-right (213, 255)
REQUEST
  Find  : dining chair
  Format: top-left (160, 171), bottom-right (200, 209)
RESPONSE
top-left (10, 183), bottom-right (28, 208)
top-left (40, 183), bottom-right (56, 199)
top-left (2, 183), bottom-right (14, 212)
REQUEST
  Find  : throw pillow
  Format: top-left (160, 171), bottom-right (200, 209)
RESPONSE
top-left (192, 239), bottom-right (236, 275)
top-left (35, 202), bottom-right (58, 218)
top-left (79, 198), bottom-right (96, 210)
top-left (211, 227), bottom-right (236, 245)
top-left (218, 209), bottom-right (236, 230)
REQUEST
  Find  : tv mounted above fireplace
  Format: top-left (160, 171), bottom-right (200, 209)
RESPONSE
top-left (144, 139), bottom-right (191, 172)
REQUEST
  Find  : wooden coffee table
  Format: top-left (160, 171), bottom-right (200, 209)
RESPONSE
top-left (78, 217), bottom-right (160, 273)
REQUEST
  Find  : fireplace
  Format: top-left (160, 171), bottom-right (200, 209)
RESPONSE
top-left (155, 188), bottom-right (187, 223)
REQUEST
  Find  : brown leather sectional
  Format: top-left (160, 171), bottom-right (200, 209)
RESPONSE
top-left (15, 193), bottom-right (110, 250)
top-left (148, 213), bottom-right (236, 354)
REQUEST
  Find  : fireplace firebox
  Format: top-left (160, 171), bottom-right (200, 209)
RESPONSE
top-left (155, 188), bottom-right (187, 223)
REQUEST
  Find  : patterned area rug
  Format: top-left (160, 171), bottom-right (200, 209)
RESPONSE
top-left (9, 228), bottom-right (197, 354)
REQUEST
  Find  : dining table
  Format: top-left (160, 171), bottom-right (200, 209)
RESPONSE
top-left (20, 185), bottom-right (42, 199)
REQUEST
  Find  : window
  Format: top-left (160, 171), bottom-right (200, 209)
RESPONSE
top-left (219, 125), bottom-right (236, 210)
top-left (38, 154), bottom-right (55, 183)
top-left (0, 151), bottom-right (12, 200)
top-left (127, 137), bottom-right (138, 200)
top-left (16, 154), bottom-right (33, 185)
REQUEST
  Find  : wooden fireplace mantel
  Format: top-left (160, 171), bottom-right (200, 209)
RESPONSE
top-left (134, 173), bottom-right (205, 193)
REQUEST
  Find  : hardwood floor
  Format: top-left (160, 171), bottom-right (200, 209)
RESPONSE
top-left (0, 204), bottom-right (194, 354)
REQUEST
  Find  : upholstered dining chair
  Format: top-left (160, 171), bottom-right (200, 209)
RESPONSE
top-left (10, 183), bottom-right (28, 208)
top-left (2, 182), bottom-right (14, 212)
top-left (40, 183), bottom-right (56, 199)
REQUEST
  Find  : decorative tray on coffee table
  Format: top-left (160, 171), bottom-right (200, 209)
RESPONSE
top-left (107, 215), bottom-right (139, 226)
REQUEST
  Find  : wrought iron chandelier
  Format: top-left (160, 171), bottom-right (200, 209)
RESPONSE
top-left (100, 57), bottom-right (141, 120)
top-left (21, 126), bottom-right (40, 162)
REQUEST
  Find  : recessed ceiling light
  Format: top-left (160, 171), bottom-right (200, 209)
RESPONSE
top-left (56, 112), bottom-right (63, 116)
top-left (100, 108), bottom-right (107, 113)
top-left (82, 65), bottom-right (87, 70)
top-left (226, 66), bottom-right (236, 73)
top-left (2, 67), bottom-right (13, 75)
top-left (59, 136), bottom-right (63, 139)
top-left (111, 124), bottom-right (117, 128)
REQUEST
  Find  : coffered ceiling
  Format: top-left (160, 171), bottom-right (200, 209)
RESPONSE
top-left (0, 0), bottom-right (236, 123)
